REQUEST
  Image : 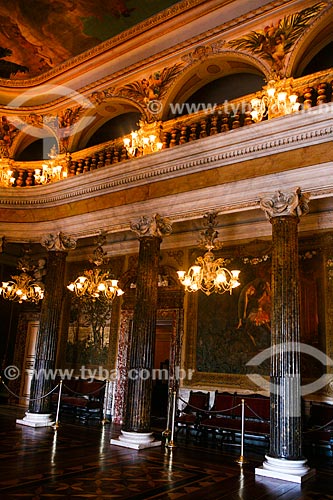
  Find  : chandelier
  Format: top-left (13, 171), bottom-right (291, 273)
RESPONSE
top-left (177, 212), bottom-right (240, 296)
top-left (250, 78), bottom-right (300, 122)
top-left (34, 145), bottom-right (68, 185)
top-left (123, 121), bottom-right (163, 158)
top-left (0, 249), bottom-right (44, 304)
top-left (67, 232), bottom-right (124, 302)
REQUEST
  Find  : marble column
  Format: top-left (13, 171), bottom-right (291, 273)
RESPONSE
top-left (111, 214), bottom-right (172, 449)
top-left (255, 188), bottom-right (315, 482)
top-left (17, 232), bottom-right (76, 427)
top-left (323, 234), bottom-right (333, 397)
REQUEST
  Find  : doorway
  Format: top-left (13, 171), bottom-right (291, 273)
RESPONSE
top-left (151, 319), bottom-right (172, 420)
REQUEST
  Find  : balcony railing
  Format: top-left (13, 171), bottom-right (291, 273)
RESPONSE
top-left (2, 68), bottom-right (333, 188)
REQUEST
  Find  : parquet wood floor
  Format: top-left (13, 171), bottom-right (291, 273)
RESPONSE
top-left (0, 405), bottom-right (332, 499)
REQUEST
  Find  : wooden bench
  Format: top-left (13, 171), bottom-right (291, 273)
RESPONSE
top-left (199, 391), bottom-right (270, 445)
top-left (51, 377), bottom-right (106, 421)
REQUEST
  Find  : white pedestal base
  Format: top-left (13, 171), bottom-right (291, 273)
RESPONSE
top-left (16, 412), bottom-right (55, 428)
top-left (111, 430), bottom-right (161, 450)
top-left (255, 455), bottom-right (316, 483)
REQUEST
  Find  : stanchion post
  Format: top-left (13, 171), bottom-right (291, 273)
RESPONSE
top-left (101, 380), bottom-right (110, 425)
top-left (236, 399), bottom-right (248, 464)
top-left (53, 380), bottom-right (63, 430)
top-left (162, 386), bottom-right (172, 445)
top-left (167, 390), bottom-right (177, 449)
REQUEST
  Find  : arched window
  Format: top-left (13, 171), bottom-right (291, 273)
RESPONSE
top-left (86, 112), bottom-right (141, 148)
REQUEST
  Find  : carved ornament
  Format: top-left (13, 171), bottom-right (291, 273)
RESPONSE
top-left (227, 2), bottom-right (325, 77)
top-left (260, 187), bottom-right (310, 219)
top-left (41, 232), bottom-right (77, 252)
top-left (130, 213), bottom-right (172, 239)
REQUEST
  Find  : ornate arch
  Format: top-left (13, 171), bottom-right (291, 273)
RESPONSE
top-left (162, 50), bottom-right (268, 119)
top-left (286, 5), bottom-right (333, 77)
top-left (70, 96), bottom-right (146, 151)
top-left (10, 123), bottom-right (58, 160)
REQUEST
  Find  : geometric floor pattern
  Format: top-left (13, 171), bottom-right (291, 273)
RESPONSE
top-left (0, 405), bottom-right (333, 499)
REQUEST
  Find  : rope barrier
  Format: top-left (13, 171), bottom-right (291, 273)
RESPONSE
top-left (302, 418), bottom-right (333, 434)
top-left (244, 402), bottom-right (268, 422)
top-left (0, 377), bottom-right (60, 401)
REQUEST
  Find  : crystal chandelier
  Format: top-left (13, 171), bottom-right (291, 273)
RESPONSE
top-left (250, 78), bottom-right (300, 122)
top-left (177, 212), bottom-right (240, 296)
top-left (0, 249), bottom-right (44, 304)
top-left (123, 121), bottom-right (163, 158)
top-left (67, 232), bottom-right (124, 302)
top-left (34, 145), bottom-right (68, 185)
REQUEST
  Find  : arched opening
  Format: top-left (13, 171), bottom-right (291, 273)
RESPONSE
top-left (167, 72), bottom-right (265, 118)
top-left (15, 137), bottom-right (58, 161)
top-left (300, 41), bottom-right (333, 76)
top-left (85, 111), bottom-right (141, 148)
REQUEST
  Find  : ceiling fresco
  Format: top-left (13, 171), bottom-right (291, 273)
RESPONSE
top-left (0, 0), bottom-right (180, 79)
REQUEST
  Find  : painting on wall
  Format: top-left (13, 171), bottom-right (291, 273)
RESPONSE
top-left (196, 259), bottom-right (272, 376)
top-left (66, 298), bottom-right (112, 368)
top-left (192, 246), bottom-right (322, 386)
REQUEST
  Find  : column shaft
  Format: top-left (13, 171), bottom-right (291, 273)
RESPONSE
top-left (122, 236), bottom-right (160, 432)
top-left (269, 216), bottom-right (302, 459)
top-left (28, 251), bottom-right (67, 414)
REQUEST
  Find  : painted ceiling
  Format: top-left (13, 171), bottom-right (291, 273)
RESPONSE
top-left (0, 0), bottom-right (180, 79)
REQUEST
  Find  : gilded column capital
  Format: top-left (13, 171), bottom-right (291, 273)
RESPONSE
top-left (130, 213), bottom-right (172, 239)
top-left (41, 232), bottom-right (77, 252)
top-left (260, 187), bottom-right (309, 220)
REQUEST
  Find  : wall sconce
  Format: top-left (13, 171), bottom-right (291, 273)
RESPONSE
top-left (34, 145), bottom-right (68, 185)
top-left (123, 121), bottom-right (163, 158)
top-left (251, 78), bottom-right (300, 122)
top-left (0, 158), bottom-right (15, 187)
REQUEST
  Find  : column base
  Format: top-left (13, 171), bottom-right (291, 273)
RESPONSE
top-left (111, 430), bottom-right (162, 450)
top-left (16, 412), bottom-right (55, 428)
top-left (255, 455), bottom-right (316, 483)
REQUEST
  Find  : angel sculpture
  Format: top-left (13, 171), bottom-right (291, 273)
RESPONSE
top-left (228, 2), bottom-right (325, 76)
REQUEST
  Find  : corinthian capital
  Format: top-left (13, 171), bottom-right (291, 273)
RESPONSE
top-left (41, 232), bottom-right (77, 251)
top-left (130, 213), bottom-right (172, 238)
top-left (260, 187), bottom-right (309, 219)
